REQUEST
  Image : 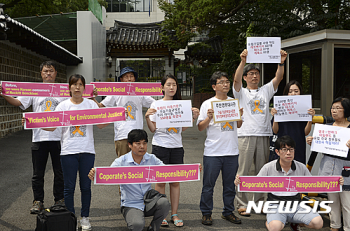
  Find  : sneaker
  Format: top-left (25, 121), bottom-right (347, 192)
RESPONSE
top-left (290, 223), bottom-right (302, 231)
top-left (54, 198), bottom-right (65, 206)
top-left (80, 217), bottom-right (92, 231)
top-left (221, 213), bottom-right (242, 224)
top-left (202, 215), bottom-right (213, 225)
top-left (30, 201), bottom-right (44, 214)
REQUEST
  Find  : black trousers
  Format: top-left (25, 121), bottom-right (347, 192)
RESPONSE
top-left (31, 141), bottom-right (64, 203)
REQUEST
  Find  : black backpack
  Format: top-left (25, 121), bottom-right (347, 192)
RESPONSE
top-left (35, 204), bottom-right (77, 231)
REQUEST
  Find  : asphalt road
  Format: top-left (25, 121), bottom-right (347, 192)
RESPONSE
top-left (0, 111), bottom-right (331, 231)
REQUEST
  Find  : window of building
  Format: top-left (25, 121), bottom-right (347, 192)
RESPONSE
top-left (107, 0), bottom-right (152, 12)
top-left (288, 49), bottom-right (321, 108)
top-left (263, 49), bottom-right (321, 108)
top-left (334, 48), bottom-right (350, 99)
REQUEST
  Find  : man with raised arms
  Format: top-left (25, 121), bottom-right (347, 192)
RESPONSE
top-left (233, 49), bottom-right (288, 217)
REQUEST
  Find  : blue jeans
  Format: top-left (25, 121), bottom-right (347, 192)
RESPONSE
top-left (200, 155), bottom-right (238, 216)
top-left (61, 153), bottom-right (95, 217)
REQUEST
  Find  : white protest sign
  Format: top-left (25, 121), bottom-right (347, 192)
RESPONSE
top-left (311, 123), bottom-right (350, 158)
top-left (246, 37), bottom-right (281, 63)
top-left (155, 100), bottom-right (192, 128)
top-left (273, 95), bottom-right (312, 122)
top-left (211, 99), bottom-right (241, 123)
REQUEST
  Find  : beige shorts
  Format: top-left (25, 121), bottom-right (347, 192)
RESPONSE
top-left (114, 139), bottom-right (131, 157)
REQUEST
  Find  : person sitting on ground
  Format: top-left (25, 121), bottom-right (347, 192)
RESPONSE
top-left (88, 129), bottom-right (170, 231)
top-left (235, 135), bottom-right (344, 231)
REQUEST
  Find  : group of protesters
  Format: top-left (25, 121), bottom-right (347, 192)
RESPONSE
top-left (1, 48), bottom-right (350, 231)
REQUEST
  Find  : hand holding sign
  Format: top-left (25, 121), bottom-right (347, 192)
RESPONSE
top-left (191, 107), bottom-right (200, 119)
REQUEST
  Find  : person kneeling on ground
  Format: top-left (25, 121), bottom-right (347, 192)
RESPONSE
top-left (88, 129), bottom-right (170, 231)
top-left (235, 135), bottom-right (344, 231)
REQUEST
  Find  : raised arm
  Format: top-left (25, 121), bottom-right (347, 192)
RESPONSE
top-left (272, 50), bottom-right (288, 91)
top-left (233, 50), bottom-right (247, 92)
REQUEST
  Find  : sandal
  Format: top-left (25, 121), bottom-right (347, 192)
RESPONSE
top-left (237, 208), bottom-right (251, 217)
top-left (161, 219), bottom-right (169, 227)
top-left (170, 214), bottom-right (184, 227)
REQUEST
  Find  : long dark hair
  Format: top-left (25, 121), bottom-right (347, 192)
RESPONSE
top-left (68, 74), bottom-right (85, 97)
top-left (161, 74), bottom-right (182, 100)
top-left (283, 80), bottom-right (303, 95)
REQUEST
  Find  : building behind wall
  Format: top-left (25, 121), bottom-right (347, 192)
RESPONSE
top-left (0, 42), bottom-right (69, 137)
top-left (104, 0), bottom-right (175, 81)
top-left (0, 8), bottom-right (82, 138)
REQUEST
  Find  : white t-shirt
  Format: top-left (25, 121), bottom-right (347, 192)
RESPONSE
top-left (18, 97), bottom-right (68, 142)
top-left (196, 96), bottom-right (239, 156)
top-left (233, 80), bottom-right (276, 137)
top-left (149, 100), bottom-right (183, 148)
top-left (101, 96), bottom-right (155, 141)
top-left (55, 98), bottom-right (98, 155)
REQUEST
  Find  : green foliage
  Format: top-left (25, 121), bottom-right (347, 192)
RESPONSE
top-left (2, 0), bottom-right (107, 17)
top-left (159, 0), bottom-right (350, 72)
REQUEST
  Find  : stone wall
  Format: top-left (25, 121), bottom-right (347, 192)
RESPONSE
top-left (0, 41), bottom-right (67, 138)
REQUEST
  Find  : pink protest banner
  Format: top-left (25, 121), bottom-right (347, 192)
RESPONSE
top-left (1, 81), bottom-right (94, 98)
top-left (238, 176), bottom-right (341, 193)
top-left (92, 82), bottom-right (163, 96)
top-left (24, 107), bottom-right (125, 129)
top-left (94, 164), bottom-right (200, 185)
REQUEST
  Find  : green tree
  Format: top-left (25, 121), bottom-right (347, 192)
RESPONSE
top-left (159, 0), bottom-right (350, 71)
top-left (2, 0), bottom-right (107, 18)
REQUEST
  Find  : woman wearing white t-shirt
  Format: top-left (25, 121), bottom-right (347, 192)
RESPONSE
top-left (44, 74), bottom-right (109, 231)
top-left (145, 74), bottom-right (199, 227)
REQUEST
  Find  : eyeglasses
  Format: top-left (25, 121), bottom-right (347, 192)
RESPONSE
top-left (247, 72), bottom-right (260, 76)
top-left (280, 148), bottom-right (295, 153)
top-left (331, 107), bottom-right (344, 111)
top-left (216, 81), bottom-right (230, 85)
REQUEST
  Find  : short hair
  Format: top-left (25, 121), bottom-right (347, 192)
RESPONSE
top-left (331, 97), bottom-right (350, 118)
top-left (275, 135), bottom-right (296, 150)
top-left (243, 64), bottom-right (260, 77)
top-left (161, 74), bottom-right (182, 100)
top-left (283, 80), bottom-right (303, 95)
top-left (210, 71), bottom-right (229, 86)
top-left (40, 61), bottom-right (57, 72)
top-left (68, 74), bottom-right (86, 97)
top-left (127, 129), bottom-right (148, 144)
